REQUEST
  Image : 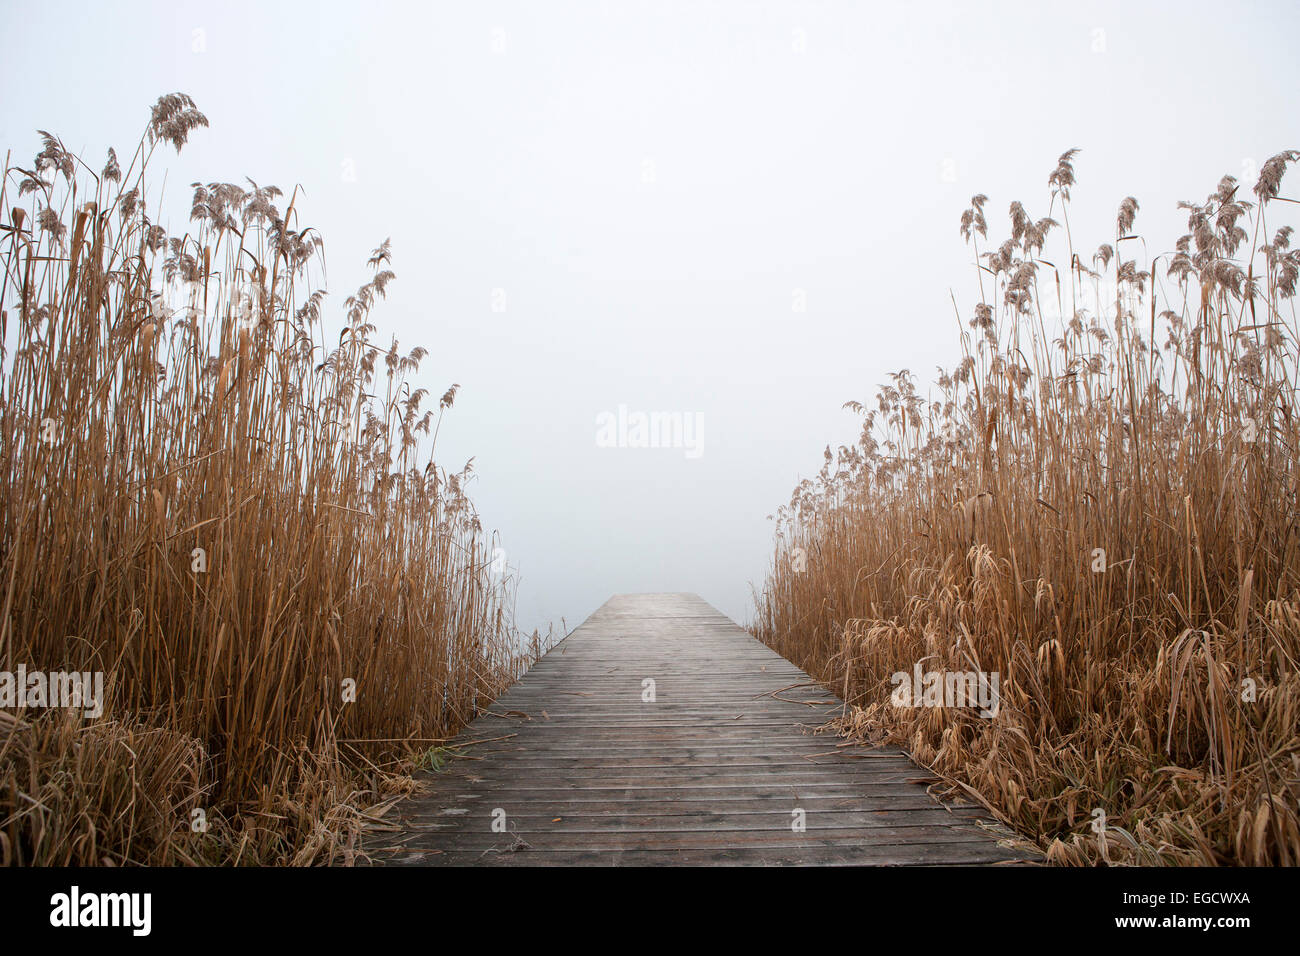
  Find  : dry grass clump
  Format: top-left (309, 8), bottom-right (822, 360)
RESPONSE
top-left (0, 94), bottom-right (527, 864)
top-left (0, 710), bottom-right (207, 865)
top-left (755, 148), bottom-right (1300, 865)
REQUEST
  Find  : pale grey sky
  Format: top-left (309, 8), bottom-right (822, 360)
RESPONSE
top-left (3, 0), bottom-right (1296, 637)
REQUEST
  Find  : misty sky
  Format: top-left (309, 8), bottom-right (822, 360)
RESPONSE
top-left (2, 0), bottom-right (1297, 638)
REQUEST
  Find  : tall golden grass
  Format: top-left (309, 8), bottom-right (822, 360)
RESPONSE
top-left (756, 148), bottom-right (1300, 865)
top-left (0, 94), bottom-right (527, 865)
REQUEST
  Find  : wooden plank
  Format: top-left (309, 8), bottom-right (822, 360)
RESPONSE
top-left (376, 842), bottom-right (1036, 867)
top-left (366, 592), bottom-right (1039, 867)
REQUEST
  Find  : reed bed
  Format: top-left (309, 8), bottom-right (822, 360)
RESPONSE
top-left (0, 94), bottom-right (527, 865)
top-left (755, 148), bottom-right (1300, 865)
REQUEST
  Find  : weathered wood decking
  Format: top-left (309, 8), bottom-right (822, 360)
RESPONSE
top-left (368, 593), bottom-right (1038, 866)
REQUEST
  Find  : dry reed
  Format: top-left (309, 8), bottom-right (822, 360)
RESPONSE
top-left (0, 94), bottom-right (528, 865)
top-left (755, 148), bottom-right (1300, 866)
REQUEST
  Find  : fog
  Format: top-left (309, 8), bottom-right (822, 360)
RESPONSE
top-left (3, 0), bottom-right (1296, 637)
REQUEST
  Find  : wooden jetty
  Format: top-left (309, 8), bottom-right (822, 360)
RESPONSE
top-left (367, 592), bottom-right (1039, 866)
